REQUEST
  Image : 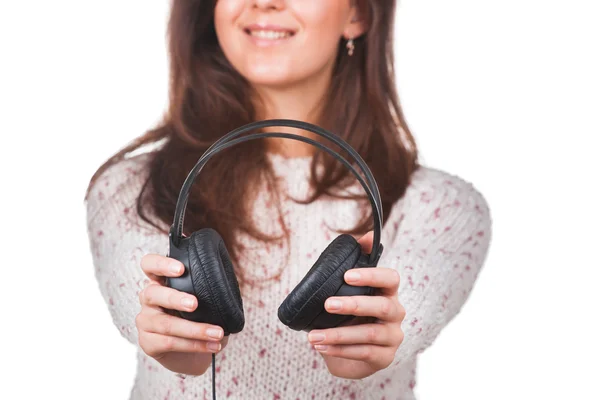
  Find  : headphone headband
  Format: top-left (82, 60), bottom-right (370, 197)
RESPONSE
top-left (204, 119), bottom-right (383, 214)
top-left (170, 120), bottom-right (384, 265)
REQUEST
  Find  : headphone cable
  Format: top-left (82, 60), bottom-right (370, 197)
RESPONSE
top-left (212, 353), bottom-right (216, 400)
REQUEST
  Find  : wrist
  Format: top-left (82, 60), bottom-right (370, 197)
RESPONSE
top-left (158, 352), bottom-right (214, 377)
top-left (320, 354), bottom-right (376, 380)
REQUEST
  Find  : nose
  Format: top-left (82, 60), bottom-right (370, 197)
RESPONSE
top-left (251, 0), bottom-right (284, 11)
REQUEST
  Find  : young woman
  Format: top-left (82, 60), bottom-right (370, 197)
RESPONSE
top-left (85, 1), bottom-right (491, 399)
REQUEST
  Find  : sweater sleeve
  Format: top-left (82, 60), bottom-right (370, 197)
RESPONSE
top-left (380, 167), bottom-right (492, 363)
top-left (85, 154), bottom-right (168, 345)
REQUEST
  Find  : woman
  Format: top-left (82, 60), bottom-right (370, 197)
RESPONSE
top-left (85, 1), bottom-right (491, 399)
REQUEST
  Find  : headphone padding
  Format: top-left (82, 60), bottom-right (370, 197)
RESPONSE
top-left (188, 228), bottom-right (244, 334)
top-left (278, 234), bottom-right (361, 330)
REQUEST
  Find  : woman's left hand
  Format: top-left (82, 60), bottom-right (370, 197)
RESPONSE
top-left (308, 231), bottom-right (406, 379)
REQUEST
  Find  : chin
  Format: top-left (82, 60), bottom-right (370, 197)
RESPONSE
top-left (246, 74), bottom-right (294, 88)
top-left (242, 65), bottom-right (299, 88)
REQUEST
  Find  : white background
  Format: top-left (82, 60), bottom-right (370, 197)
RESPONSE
top-left (1, 0), bottom-right (599, 399)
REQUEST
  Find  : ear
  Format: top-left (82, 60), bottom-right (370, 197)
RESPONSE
top-left (343, 0), bottom-right (368, 40)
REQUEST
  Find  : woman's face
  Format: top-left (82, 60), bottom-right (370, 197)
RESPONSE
top-left (214, 0), bottom-right (362, 88)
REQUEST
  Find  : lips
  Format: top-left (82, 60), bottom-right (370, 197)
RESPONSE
top-left (243, 24), bottom-right (297, 41)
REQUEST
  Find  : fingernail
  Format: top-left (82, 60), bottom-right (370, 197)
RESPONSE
top-left (207, 342), bottom-right (221, 352)
top-left (170, 263), bottom-right (183, 274)
top-left (181, 297), bottom-right (195, 309)
top-left (207, 328), bottom-right (223, 339)
top-left (327, 299), bottom-right (342, 311)
top-left (345, 270), bottom-right (360, 282)
top-left (308, 333), bottom-right (325, 343)
top-left (314, 345), bottom-right (328, 352)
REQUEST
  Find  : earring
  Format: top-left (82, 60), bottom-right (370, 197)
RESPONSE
top-left (346, 37), bottom-right (355, 56)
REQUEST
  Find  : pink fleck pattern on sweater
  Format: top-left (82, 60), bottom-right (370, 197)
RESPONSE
top-left (85, 153), bottom-right (492, 399)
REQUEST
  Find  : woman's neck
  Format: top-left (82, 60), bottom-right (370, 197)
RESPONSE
top-left (252, 66), bottom-right (334, 158)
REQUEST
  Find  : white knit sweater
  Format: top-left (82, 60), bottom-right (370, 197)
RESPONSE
top-left (85, 152), bottom-right (491, 400)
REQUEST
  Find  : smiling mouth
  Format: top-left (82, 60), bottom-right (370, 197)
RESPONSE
top-left (243, 27), bottom-right (296, 40)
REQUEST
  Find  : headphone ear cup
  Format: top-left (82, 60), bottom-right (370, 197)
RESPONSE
top-left (278, 234), bottom-right (363, 331)
top-left (187, 228), bottom-right (245, 334)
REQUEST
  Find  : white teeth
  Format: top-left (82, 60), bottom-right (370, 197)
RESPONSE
top-left (249, 30), bottom-right (291, 40)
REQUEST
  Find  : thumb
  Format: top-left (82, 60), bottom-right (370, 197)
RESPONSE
top-left (356, 231), bottom-right (374, 253)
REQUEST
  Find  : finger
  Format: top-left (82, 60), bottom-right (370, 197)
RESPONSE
top-left (141, 254), bottom-right (185, 282)
top-left (325, 295), bottom-right (404, 322)
top-left (139, 283), bottom-right (198, 312)
top-left (138, 331), bottom-right (222, 358)
top-left (344, 267), bottom-right (400, 296)
top-left (313, 343), bottom-right (394, 369)
top-left (356, 231), bottom-right (374, 253)
top-left (308, 323), bottom-right (399, 346)
top-left (135, 312), bottom-right (224, 342)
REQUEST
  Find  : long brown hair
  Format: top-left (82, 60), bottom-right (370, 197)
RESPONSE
top-left (85, 0), bottom-right (419, 287)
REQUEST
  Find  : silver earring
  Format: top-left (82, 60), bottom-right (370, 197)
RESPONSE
top-left (346, 37), bottom-right (355, 56)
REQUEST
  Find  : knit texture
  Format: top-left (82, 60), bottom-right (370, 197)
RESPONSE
top-left (85, 152), bottom-right (492, 400)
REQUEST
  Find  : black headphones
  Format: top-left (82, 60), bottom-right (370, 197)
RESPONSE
top-left (165, 119), bottom-right (384, 335)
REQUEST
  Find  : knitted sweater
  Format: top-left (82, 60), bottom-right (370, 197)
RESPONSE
top-left (85, 151), bottom-right (491, 400)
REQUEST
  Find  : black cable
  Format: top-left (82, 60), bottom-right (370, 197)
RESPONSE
top-left (212, 353), bottom-right (216, 400)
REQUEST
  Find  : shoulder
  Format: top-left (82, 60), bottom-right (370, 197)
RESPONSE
top-left (407, 165), bottom-right (489, 212)
top-left (386, 165), bottom-right (492, 247)
top-left (84, 152), bottom-right (153, 223)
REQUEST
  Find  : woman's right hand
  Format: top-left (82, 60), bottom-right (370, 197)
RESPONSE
top-left (135, 254), bottom-right (228, 376)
